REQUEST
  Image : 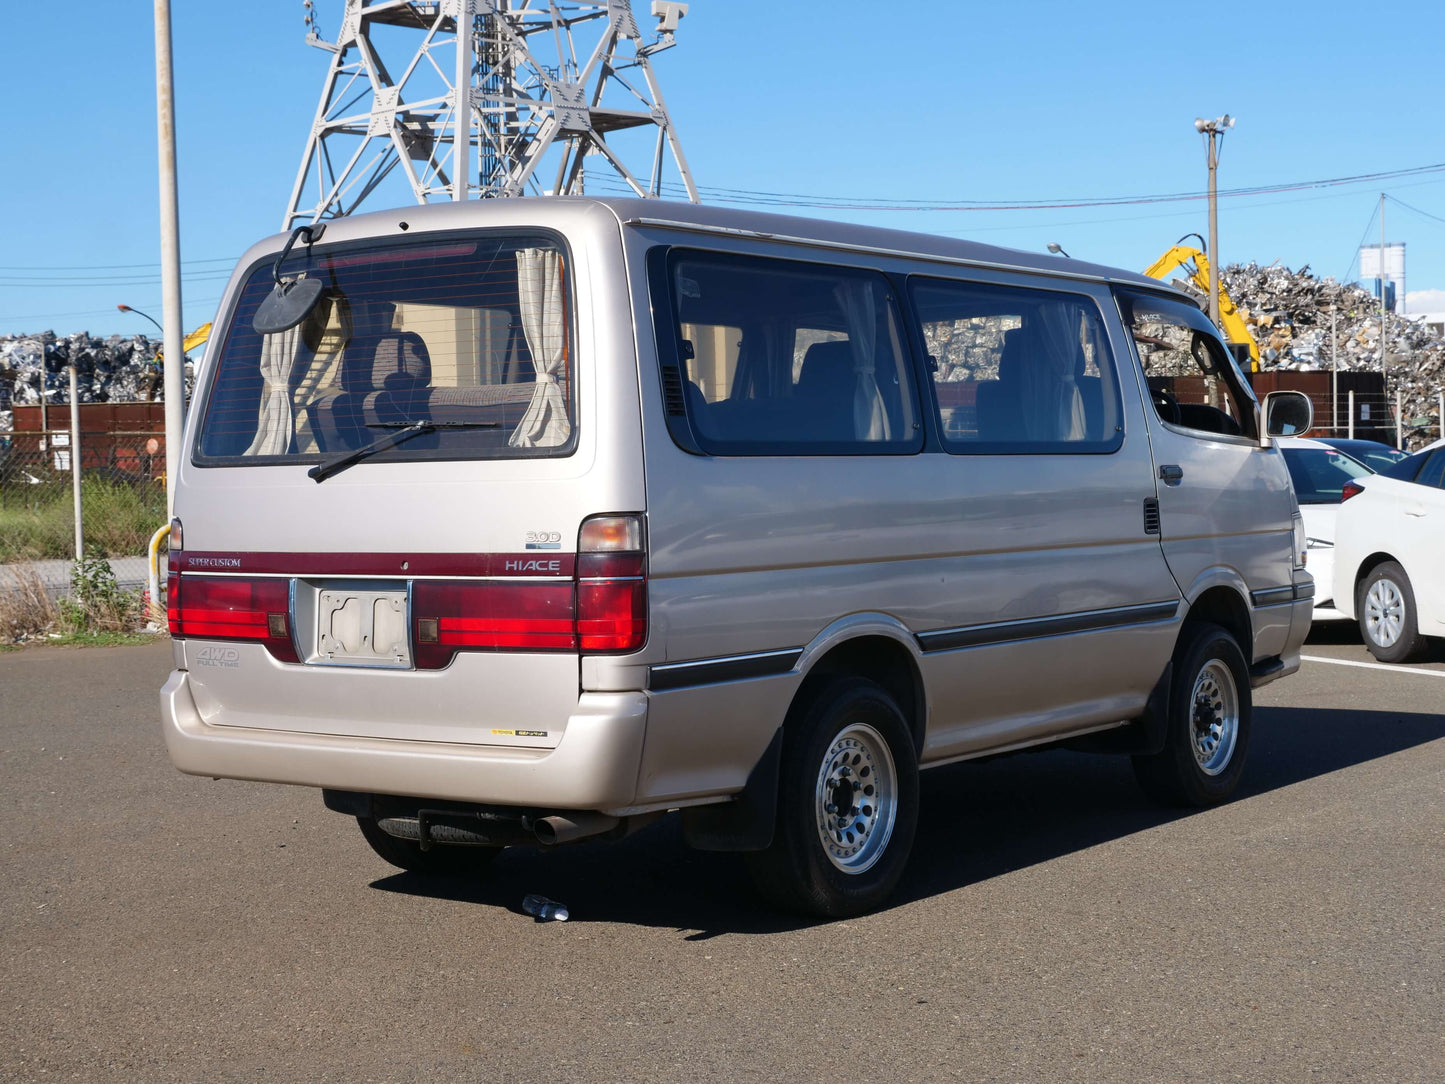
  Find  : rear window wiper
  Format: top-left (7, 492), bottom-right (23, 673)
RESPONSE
top-left (308, 420), bottom-right (501, 483)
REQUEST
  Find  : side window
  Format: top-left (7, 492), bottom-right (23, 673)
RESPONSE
top-left (1416, 450), bottom-right (1445, 490)
top-left (909, 277), bottom-right (1123, 452)
top-left (663, 251), bottom-right (921, 454)
top-left (1116, 289), bottom-right (1257, 440)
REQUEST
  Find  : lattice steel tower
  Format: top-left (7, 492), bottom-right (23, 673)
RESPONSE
top-left (285, 0), bottom-right (698, 228)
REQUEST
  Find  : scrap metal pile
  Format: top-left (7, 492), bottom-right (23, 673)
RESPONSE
top-left (0, 332), bottom-right (189, 432)
top-left (1215, 262), bottom-right (1445, 434)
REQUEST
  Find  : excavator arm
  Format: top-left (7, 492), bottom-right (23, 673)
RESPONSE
top-left (1144, 244), bottom-right (1260, 370)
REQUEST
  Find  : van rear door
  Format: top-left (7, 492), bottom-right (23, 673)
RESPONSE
top-left (172, 223), bottom-right (643, 749)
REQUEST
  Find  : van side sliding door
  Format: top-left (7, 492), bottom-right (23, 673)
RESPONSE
top-left (903, 275), bottom-right (1180, 760)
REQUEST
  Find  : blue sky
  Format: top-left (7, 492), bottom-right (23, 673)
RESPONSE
top-left (3, 0), bottom-right (1444, 339)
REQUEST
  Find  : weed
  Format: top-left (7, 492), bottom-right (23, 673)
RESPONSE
top-left (57, 553), bottom-right (144, 635)
top-left (0, 568), bottom-right (59, 643)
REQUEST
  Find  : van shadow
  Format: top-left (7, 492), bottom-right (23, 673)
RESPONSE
top-left (370, 705), bottom-right (1444, 935)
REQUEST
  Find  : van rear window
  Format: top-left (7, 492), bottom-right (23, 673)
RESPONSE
top-left (195, 232), bottom-right (574, 465)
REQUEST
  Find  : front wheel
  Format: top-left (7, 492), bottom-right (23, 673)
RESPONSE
top-left (1358, 561), bottom-right (1428, 664)
top-left (746, 678), bottom-right (919, 918)
top-left (356, 816), bottom-right (502, 877)
top-left (1132, 622), bottom-right (1252, 807)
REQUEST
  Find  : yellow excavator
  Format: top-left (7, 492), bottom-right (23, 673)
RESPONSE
top-left (1144, 235), bottom-right (1260, 371)
top-left (155, 322), bottom-right (212, 362)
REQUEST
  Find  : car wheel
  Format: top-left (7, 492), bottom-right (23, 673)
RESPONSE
top-left (356, 816), bottom-right (502, 876)
top-left (1132, 622), bottom-right (1251, 808)
top-left (1357, 561), bottom-right (1428, 664)
top-left (745, 677), bottom-right (919, 918)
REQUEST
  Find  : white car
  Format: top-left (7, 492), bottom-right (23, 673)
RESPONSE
top-left (1276, 437), bottom-right (1374, 621)
top-left (1332, 446), bottom-right (1445, 662)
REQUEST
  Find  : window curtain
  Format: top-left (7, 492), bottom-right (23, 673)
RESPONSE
top-left (833, 279), bottom-right (889, 440)
top-left (509, 248), bottom-right (571, 449)
top-left (1025, 304), bottom-right (1088, 442)
top-left (243, 323), bottom-right (307, 456)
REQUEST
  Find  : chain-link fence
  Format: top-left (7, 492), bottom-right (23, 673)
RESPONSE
top-left (0, 408), bottom-right (167, 563)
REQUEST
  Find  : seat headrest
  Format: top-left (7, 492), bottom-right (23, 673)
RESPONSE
top-left (998, 325), bottom-right (1033, 384)
top-left (797, 340), bottom-right (855, 398)
top-left (365, 331), bottom-right (431, 391)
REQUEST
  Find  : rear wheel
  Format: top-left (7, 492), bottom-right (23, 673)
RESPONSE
top-left (746, 677), bottom-right (919, 918)
top-left (1357, 561), bottom-right (1428, 664)
top-left (1132, 622), bottom-right (1251, 807)
top-left (356, 816), bottom-right (502, 877)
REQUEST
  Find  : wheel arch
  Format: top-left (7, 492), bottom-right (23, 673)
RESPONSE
top-left (1185, 584), bottom-right (1252, 651)
top-left (1353, 551), bottom-right (1401, 595)
top-left (790, 616), bottom-right (927, 757)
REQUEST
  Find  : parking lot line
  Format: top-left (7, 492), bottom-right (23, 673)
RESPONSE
top-left (1301, 654), bottom-right (1445, 678)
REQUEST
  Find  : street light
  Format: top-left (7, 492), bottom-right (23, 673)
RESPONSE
top-left (1046, 242), bottom-right (1071, 258)
top-left (117, 303), bottom-right (164, 335)
top-left (1194, 114), bottom-right (1234, 332)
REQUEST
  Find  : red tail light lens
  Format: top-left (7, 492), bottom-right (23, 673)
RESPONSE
top-left (576, 515), bottom-right (647, 654)
top-left (170, 575), bottom-right (299, 663)
top-left (577, 552), bottom-right (646, 652)
top-left (412, 581), bottom-right (576, 668)
top-left (1340, 480), bottom-right (1364, 502)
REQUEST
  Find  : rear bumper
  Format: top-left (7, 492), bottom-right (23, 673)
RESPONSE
top-left (160, 669), bottom-right (647, 812)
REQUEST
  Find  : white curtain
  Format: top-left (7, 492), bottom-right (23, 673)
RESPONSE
top-left (1026, 304), bottom-right (1089, 442)
top-left (243, 323), bottom-right (306, 456)
top-left (833, 279), bottom-right (889, 440)
top-left (509, 248), bottom-right (571, 449)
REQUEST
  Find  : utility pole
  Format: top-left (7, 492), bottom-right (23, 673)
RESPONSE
top-left (1331, 306), bottom-right (1338, 435)
top-left (153, 0), bottom-right (185, 517)
top-left (1379, 193), bottom-right (1389, 388)
top-left (1195, 114), bottom-right (1234, 330)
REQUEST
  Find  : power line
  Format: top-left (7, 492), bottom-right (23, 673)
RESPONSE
top-left (585, 159), bottom-right (1445, 212)
top-left (1341, 202), bottom-right (1380, 283)
top-left (1386, 194), bottom-right (1445, 227)
top-left (0, 257), bottom-right (236, 272)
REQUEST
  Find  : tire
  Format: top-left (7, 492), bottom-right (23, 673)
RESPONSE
top-left (356, 816), bottom-right (502, 877)
top-left (1132, 622), bottom-right (1251, 808)
top-left (745, 677), bottom-right (919, 918)
top-left (1357, 561), bottom-right (1428, 664)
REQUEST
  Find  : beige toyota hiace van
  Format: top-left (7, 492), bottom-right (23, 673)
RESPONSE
top-left (161, 197), bottom-right (1315, 917)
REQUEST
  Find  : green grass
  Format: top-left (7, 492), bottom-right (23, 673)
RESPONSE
top-left (2, 631), bottom-right (163, 650)
top-left (0, 481), bottom-right (167, 561)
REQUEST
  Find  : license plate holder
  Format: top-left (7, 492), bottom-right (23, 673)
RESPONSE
top-left (313, 584), bottom-right (411, 668)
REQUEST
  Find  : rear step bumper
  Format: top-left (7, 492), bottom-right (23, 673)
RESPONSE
top-left (160, 669), bottom-right (647, 810)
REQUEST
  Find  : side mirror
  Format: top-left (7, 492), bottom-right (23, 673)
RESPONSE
top-left (1262, 390), bottom-right (1313, 444)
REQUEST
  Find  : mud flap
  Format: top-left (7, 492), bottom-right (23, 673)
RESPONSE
top-left (681, 728), bottom-right (783, 852)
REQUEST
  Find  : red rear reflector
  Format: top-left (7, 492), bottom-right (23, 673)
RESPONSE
top-left (1340, 480), bottom-right (1364, 502)
top-left (411, 581), bottom-right (576, 668)
top-left (170, 575), bottom-right (299, 663)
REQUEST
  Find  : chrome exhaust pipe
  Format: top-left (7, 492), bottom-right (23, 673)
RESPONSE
top-left (533, 812), bottom-right (620, 846)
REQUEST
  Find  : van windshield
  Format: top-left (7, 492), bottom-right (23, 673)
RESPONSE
top-left (195, 232), bottom-right (574, 465)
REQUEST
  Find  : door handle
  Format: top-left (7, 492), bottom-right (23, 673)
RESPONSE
top-left (1158, 464), bottom-right (1184, 486)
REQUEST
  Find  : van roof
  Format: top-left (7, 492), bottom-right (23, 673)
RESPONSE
top-left (242, 196), bottom-right (1168, 292)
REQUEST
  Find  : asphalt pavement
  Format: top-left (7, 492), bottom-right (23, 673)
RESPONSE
top-left (0, 630), bottom-right (1440, 1082)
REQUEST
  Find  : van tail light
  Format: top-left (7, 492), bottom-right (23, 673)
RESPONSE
top-left (1340, 480), bottom-right (1364, 502)
top-left (170, 575), bottom-right (299, 663)
top-left (408, 514), bottom-right (648, 669)
top-left (412, 581), bottom-right (576, 667)
top-left (576, 514), bottom-right (647, 653)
